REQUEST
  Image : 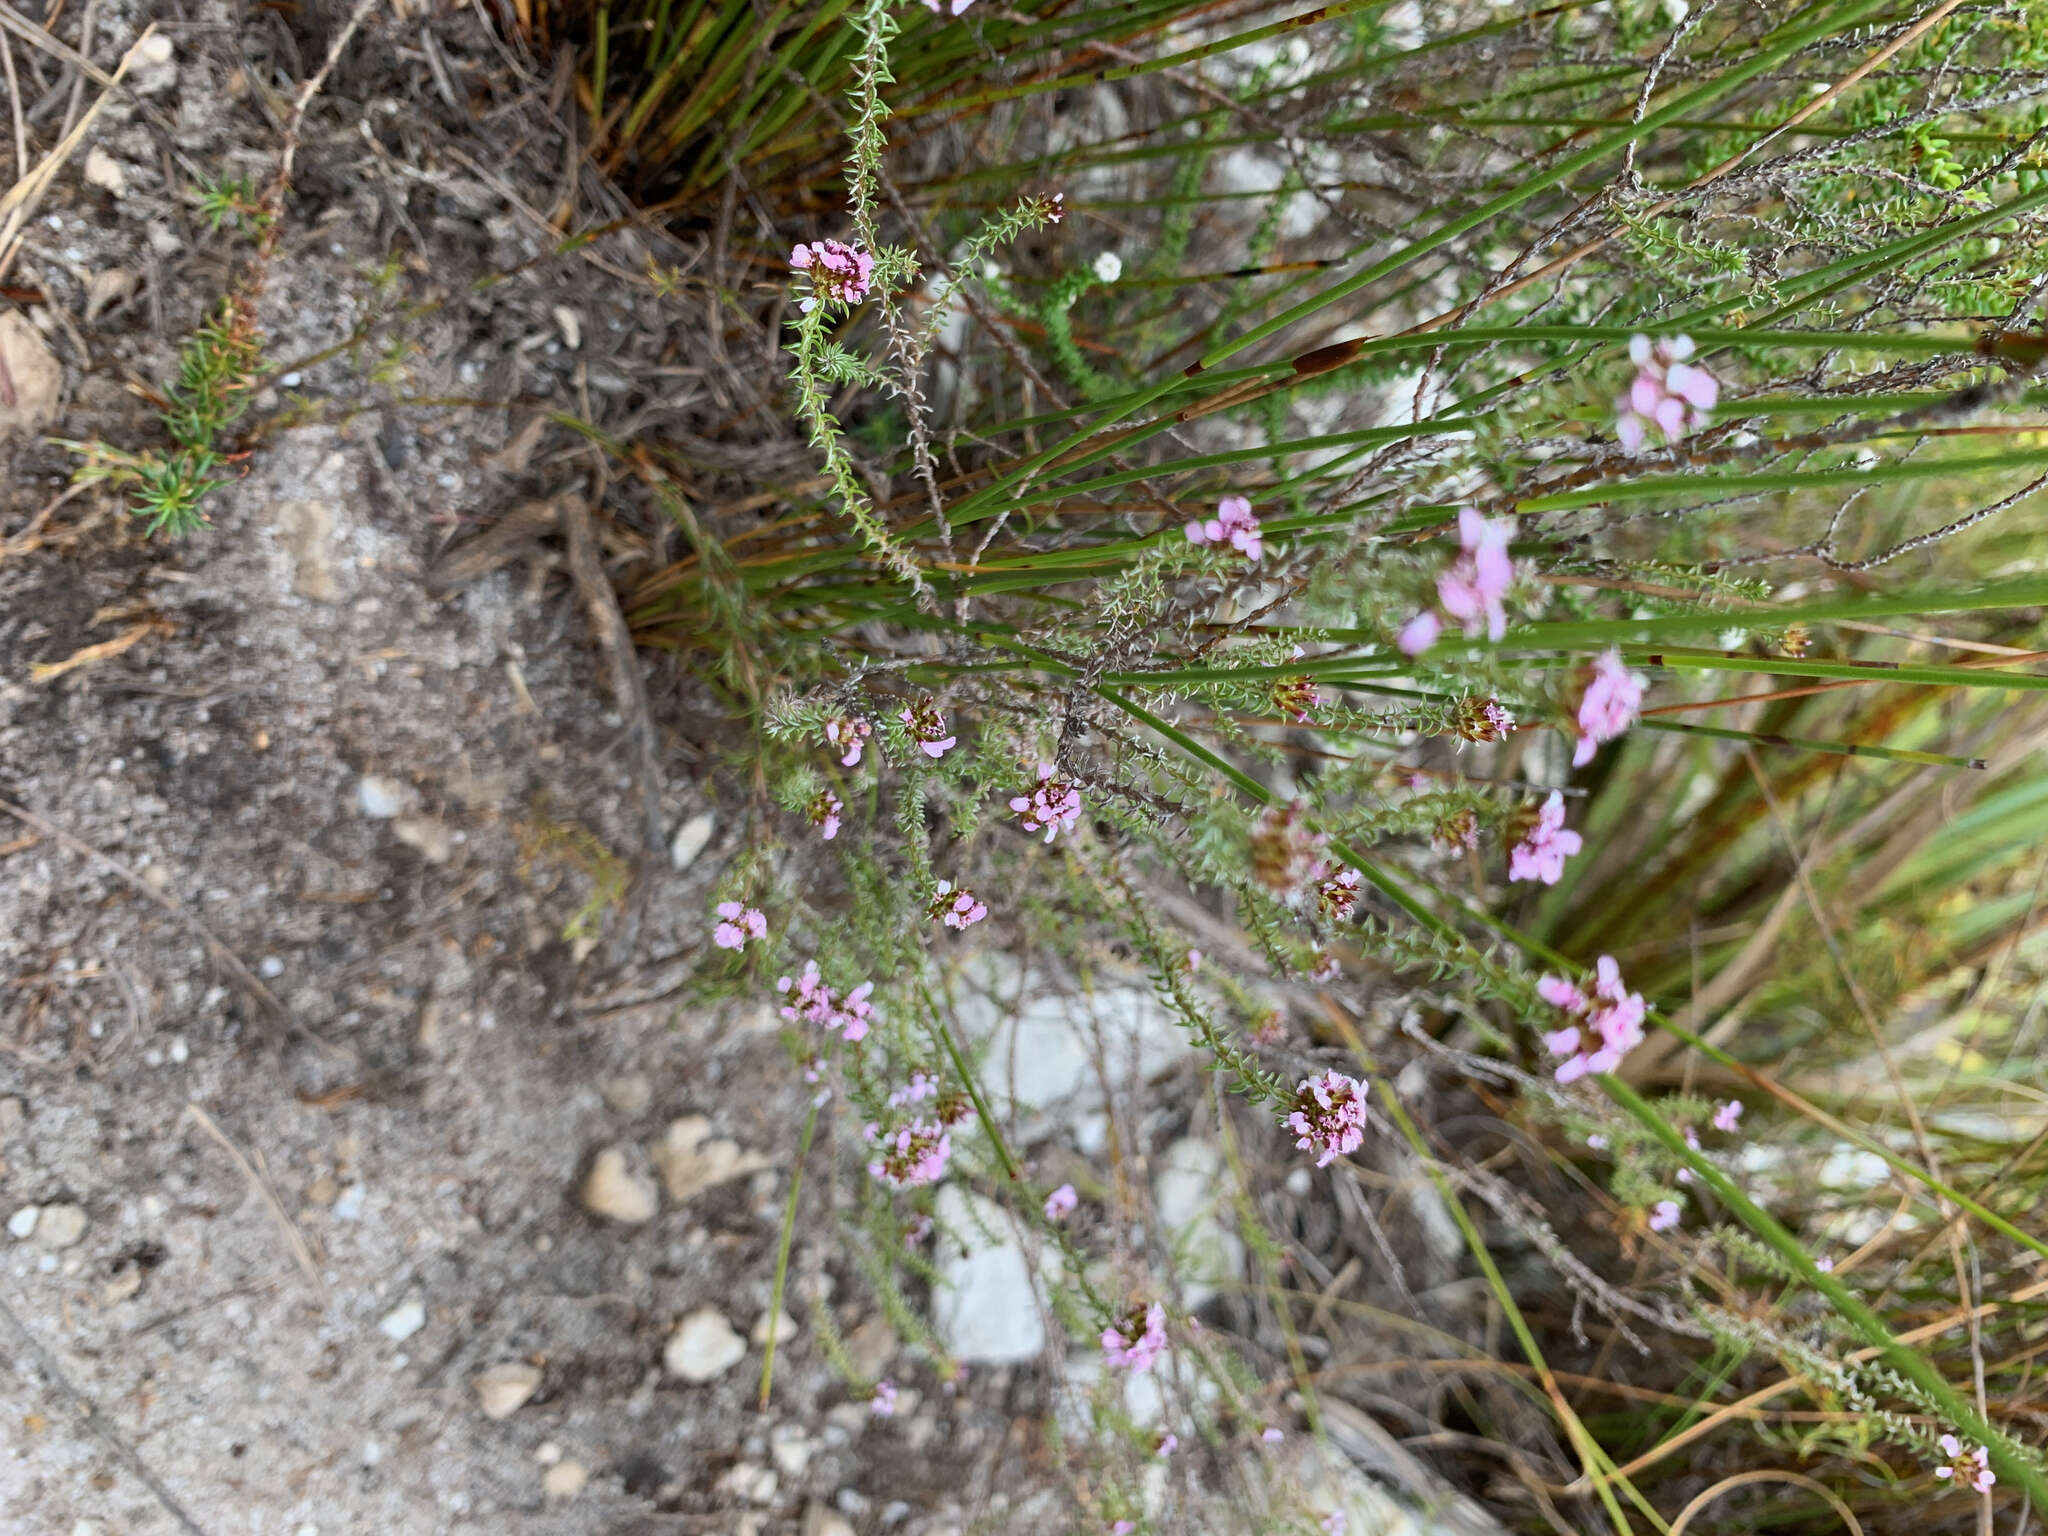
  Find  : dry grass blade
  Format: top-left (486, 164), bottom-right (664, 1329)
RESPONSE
top-left (183, 1103), bottom-right (327, 1299)
top-left (28, 615), bottom-right (171, 682)
top-left (1667, 1470), bottom-right (1866, 1536)
top-left (0, 23), bottom-right (152, 279)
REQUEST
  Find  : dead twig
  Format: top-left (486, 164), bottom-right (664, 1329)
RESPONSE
top-left (0, 795), bottom-right (307, 1044)
top-left (560, 494), bottom-right (666, 858)
top-left (183, 1103), bottom-right (326, 1299)
top-left (0, 1287), bottom-right (212, 1536)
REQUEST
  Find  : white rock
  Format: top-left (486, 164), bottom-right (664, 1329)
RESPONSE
top-left (534, 1441), bottom-right (563, 1465)
top-left (378, 1299), bottom-right (426, 1341)
top-left (34, 1203), bottom-right (86, 1250)
top-left (931, 1185), bottom-right (1052, 1363)
top-left (956, 955), bottom-right (1192, 1134)
top-left (332, 1183), bottom-right (366, 1221)
top-left (357, 775), bottom-right (407, 819)
top-left (651, 1116), bottom-right (769, 1204)
top-left (669, 811), bottom-right (715, 871)
top-left (582, 1146), bottom-right (659, 1225)
top-left (716, 1462), bottom-right (778, 1504)
top-left (663, 1307), bottom-right (746, 1382)
top-left (7, 1206), bottom-right (38, 1239)
top-left (803, 1504), bottom-right (856, 1536)
top-left (393, 816), bottom-right (453, 864)
top-left (770, 1423), bottom-right (815, 1478)
top-left (472, 1361), bottom-right (543, 1419)
top-left (542, 1460), bottom-right (587, 1499)
top-left (0, 313), bottom-right (61, 438)
top-left (259, 955), bottom-right (285, 978)
top-left (131, 31), bottom-right (177, 94)
top-left (1152, 1137), bottom-right (1245, 1310)
top-left (83, 148), bottom-right (127, 196)
top-left (751, 1308), bottom-right (799, 1348)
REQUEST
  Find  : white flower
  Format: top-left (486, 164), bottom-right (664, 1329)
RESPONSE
top-left (1659, 0), bottom-right (1687, 21)
top-left (1092, 252), bottom-right (1123, 284)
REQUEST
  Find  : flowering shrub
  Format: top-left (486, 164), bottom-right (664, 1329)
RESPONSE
top-left (609, 0), bottom-right (2048, 1525)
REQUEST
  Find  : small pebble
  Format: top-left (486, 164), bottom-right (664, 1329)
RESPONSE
top-left (168, 1037), bottom-right (189, 1064)
top-left (259, 956), bottom-right (285, 979)
top-left (34, 1203), bottom-right (86, 1250)
top-left (471, 1361), bottom-right (542, 1420)
top-left (357, 775), bottom-right (407, 819)
top-left (82, 147), bottom-right (126, 195)
top-left (534, 1441), bottom-right (563, 1466)
top-left (669, 812), bottom-right (715, 871)
top-left (664, 1308), bottom-right (746, 1382)
top-left (581, 1146), bottom-right (659, 1225)
top-left (7, 1206), bottom-right (38, 1239)
top-left (333, 1184), bottom-right (366, 1221)
top-left (378, 1299), bottom-right (426, 1342)
top-left (751, 1308), bottom-right (799, 1348)
top-left (542, 1460), bottom-right (587, 1499)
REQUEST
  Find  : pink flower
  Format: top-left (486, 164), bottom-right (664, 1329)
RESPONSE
top-left (1044, 1183), bottom-right (1077, 1220)
top-left (1309, 950), bottom-right (1341, 983)
top-left (1934, 1434), bottom-right (1995, 1493)
top-left (888, 1071), bottom-right (938, 1107)
top-left (1648, 1199), bottom-right (1681, 1232)
top-left (1269, 675), bottom-right (1321, 722)
top-left (1616, 334), bottom-right (1718, 452)
top-left (1185, 948), bottom-right (1203, 972)
top-left (1009, 763), bottom-right (1083, 843)
top-left (1436, 509), bottom-right (1515, 642)
top-left (1100, 1301), bottom-right (1168, 1373)
top-left (1396, 609), bottom-right (1441, 656)
top-left (1323, 1515), bottom-right (1348, 1536)
top-left (1261, 1426), bottom-right (1285, 1444)
top-left (871, 1380), bottom-right (898, 1416)
top-left (1156, 1433), bottom-right (1178, 1457)
top-left (1712, 1099), bottom-right (1744, 1134)
top-left (899, 697), bottom-right (957, 759)
top-left (808, 789), bottom-right (843, 840)
top-left (1315, 864), bottom-right (1362, 921)
top-left (1508, 791), bottom-right (1583, 885)
top-left (1572, 650), bottom-right (1645, 767)
top-left (929, 880), bottom-right (988, 929)
top-left (824, 714), bottom-right (871, 767)
top-left (1183, 495), bottom-right (1262, 561)
top-left (1454, 695), bottom-right (1515, 742)
top-left (777, 961), bottom-right (876, 1042)
top-left (866, 1118), bottom-right (952, 1188)
top-left (713, 901), bottom-right (767, 951)
top-left (1112, 1524), bottom-right (1136, 1535)
top-left (1538, 956), bottom-right (1644, 1082)
top-left (790, 239), bottom-right (875, 312)
top-left (1286, 1070), bottom-right (1369, 1167)
top-left (1815, 1255), bottom-right (1834, 1273)
top-left (1586, 1132), bottom-right (1609, 1151)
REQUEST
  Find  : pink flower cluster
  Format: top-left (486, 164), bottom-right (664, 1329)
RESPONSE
top-left (1508, 791), bottom-right (1582, 885)
top-left (866, 1117), bottom-right (953, 1188)
top-left (1616, 334), bottom-right (1718, 452)
top-left (777, 961), bottom-right (876, 1042)
top-left (1537, 956), bottom-right (1645, 1083)
top-left (1269, 675), bottom-right (1320, 723)
top-left (1287, 1070), bottom-right (1369, 1167)
top-left (1648, 1199), bottom-right (1681, 1232)
top-left (825, 714), bottom-right (871, 767)
top-left (713, 901), bottom-right (766, 951)
top-left (1011, 763), bottom-right (1083, 843)
top-left (871, 1379), bottom-right (898, 1415)
top-left (899, 697), bottom-right (956, 759)
top-left (1044, 1183), bottom-right (1077, 1220)
top-left (1572, 650), bottom-right (1644, 767)
top-left (790, 239), bottom-right (875, 312)
top-left (1184, 495), bottom-right (1263, 561)
top-left (929, 880), bottom-right (988, 929)
top-left (1100, 1301), bottom-right (1168, 1374)
top-left (808, 789), bottom-right (843, 840)
top-left (1712, 1099), bottom-right (1743, 1133)
top-left (1315, 864), bottom-right (1361, 921)
top-left (1934, 1434), bottom-right (1995, 1493)
top-left (1398, 509), bottom-right (1515, 655)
